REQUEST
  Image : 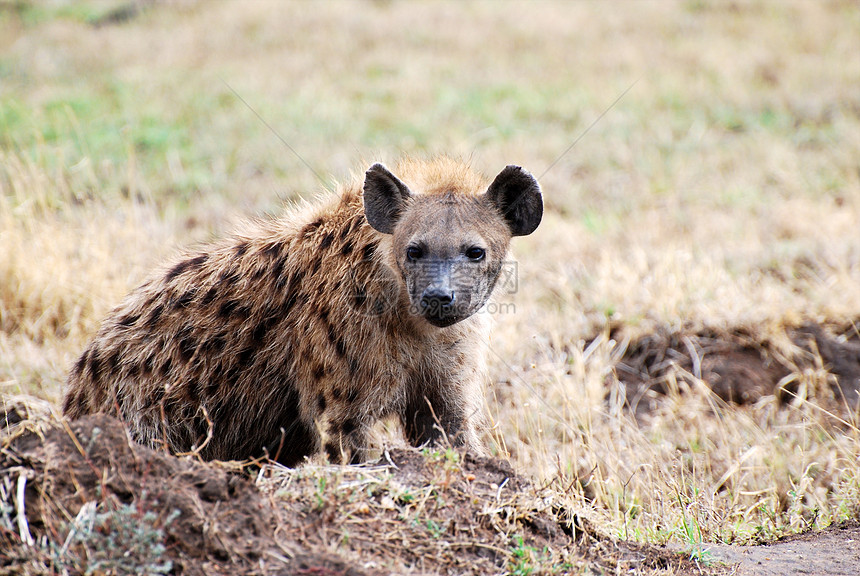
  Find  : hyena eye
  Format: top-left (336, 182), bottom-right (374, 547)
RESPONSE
top-left (465, 247), bottom-right (486, 261)
top-left (406, 246), bottom-right (424, 261)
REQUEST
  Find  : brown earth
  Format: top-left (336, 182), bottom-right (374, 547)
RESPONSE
top-left (0, 411), bottom-right (713, 575)
top-left (1, 320), bottom-right (859, 575)
top-left (614, 321), bottom-right (860, 415)
top-left (0, 412), bottom-right (279, 576)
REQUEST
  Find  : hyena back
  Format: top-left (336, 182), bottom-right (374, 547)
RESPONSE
top-left (63, 157), bottom-right (542, 465)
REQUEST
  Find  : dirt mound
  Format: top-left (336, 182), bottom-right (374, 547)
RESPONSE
top-left (1, 412), bottom-right (281, 575)
top-left (261, 447), bottom-right (712, 575)
top-left (1, 409), bottom-right (712, 575)
top-left (615, 321), bottom-right (860, 414)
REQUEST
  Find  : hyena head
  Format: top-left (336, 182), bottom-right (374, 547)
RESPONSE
top-left (363, 162), bottom-right (542, 327)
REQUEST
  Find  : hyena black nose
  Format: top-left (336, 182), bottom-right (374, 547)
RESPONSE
top-left (421, 288), bottom-right (455, 313)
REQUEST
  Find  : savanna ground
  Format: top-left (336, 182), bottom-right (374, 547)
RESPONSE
top-left (1, 1), bottom-right (859, 574)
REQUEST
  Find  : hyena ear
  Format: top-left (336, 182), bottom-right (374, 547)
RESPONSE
top-left (363, 163), bottom-right (414, 234)
top-left (484, 165), bottom-right (543, 237)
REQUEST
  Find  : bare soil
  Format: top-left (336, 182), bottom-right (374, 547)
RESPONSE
top-left (1, 320), bottom-right (859, 575)
top-left (706, 521), bottom-right (860, 576)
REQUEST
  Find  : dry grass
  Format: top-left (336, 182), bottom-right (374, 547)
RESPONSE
top-left (492, 331), bottom-right (860, 545)
top-left (2, 0), bottom-right (860, 568)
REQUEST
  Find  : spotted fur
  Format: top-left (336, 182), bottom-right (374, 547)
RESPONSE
top-left (63, 157), bottom-right (542, 465)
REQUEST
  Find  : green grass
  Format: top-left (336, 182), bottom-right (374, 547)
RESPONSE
top-left (0, 77), bottom-right (248, 209)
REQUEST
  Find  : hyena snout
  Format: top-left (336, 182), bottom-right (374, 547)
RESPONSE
top-left (410, 259), bottom-right (484, 327)
top-left (421, 285), bottom-right (455, 311)
top-left (419, 279), bottom-right (457, 326)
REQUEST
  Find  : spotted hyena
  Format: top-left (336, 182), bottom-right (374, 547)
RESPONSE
top-left (63, 157), bottom-right (542, 465)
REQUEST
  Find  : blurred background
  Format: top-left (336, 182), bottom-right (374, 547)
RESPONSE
top-left (2, 0), bottom-right (859, 546)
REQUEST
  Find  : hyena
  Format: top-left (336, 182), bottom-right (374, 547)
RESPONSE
top-left (63, 157), bottom-right (542, 465)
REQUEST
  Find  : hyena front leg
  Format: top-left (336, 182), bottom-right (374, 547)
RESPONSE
top-left (402, 379), bottom-right (486, 455)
